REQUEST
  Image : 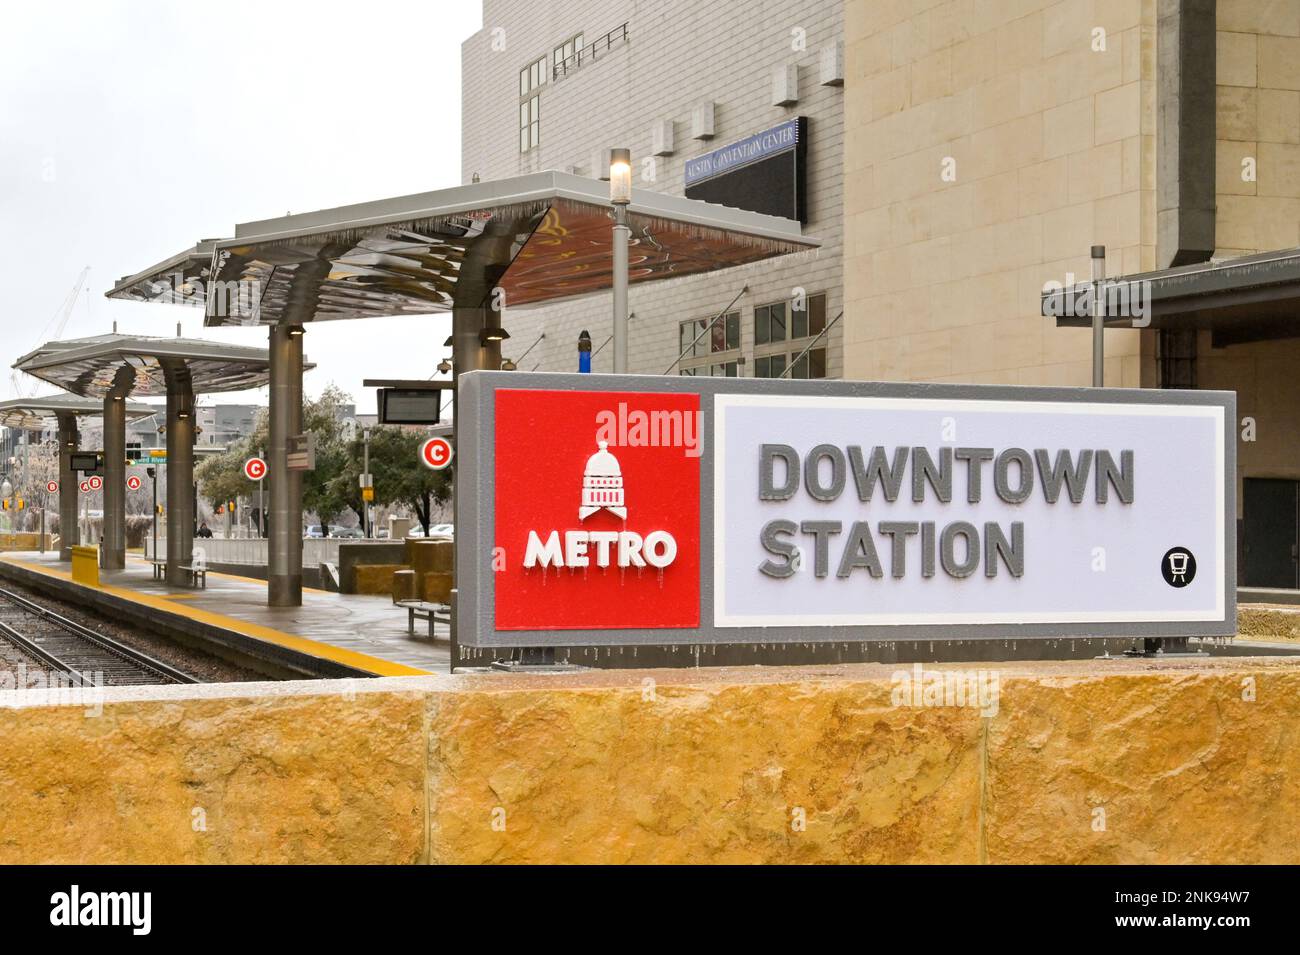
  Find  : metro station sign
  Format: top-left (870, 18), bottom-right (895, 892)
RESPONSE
top-left (457, 373), bottom-right (1236, 649)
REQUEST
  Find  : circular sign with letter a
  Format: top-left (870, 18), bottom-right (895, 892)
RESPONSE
top-left (88, 475), bottom-right (102, 491)
top-left (126, 475), bottom-right (142, 491)
top-left (244, 457), bottom-right (267, 481)
top-left (79, 481), bottom-right (89, 493)
top-left (46, 480), bottom-right (58, 493)
top-left (420, 436), bottom-right (453, 471)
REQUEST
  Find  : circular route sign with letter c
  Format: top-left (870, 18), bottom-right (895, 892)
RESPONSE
top-left (46, 480), bottom-right (58, 493)
top-left (88, 475), bottom-right (102, 491)
top-left (420, 436), bottom-right (453, 471)
top-left (126, 475), bottom-right (142, 491)
top-left (244, 457), bottom-right (267, 481)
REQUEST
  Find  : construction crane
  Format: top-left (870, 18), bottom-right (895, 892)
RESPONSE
top-left (11, 265), bottom-right (90, 399)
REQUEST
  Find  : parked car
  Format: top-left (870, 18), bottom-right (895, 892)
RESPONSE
top-left (428, 523), bottom-right (454, 538)
top-left (330, 525), bottom-right (364, 539)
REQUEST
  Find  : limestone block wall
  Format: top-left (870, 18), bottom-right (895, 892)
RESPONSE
top-left (1202, 0), bottom-right (1300, 492)
top-left (843, 0), bottom-right (1153, 387)
top-left (2, 656), bottom-right (1299, 864)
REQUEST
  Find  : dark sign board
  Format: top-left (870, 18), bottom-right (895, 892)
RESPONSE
top-left (379, 388), bottom-right (442, 425)
top-left (70, 452), bottom-right (101, 473)
top-left (684, 117), bottom-right (807, 223)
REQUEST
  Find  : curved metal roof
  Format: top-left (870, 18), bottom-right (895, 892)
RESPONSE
top-left (11, 334), bottom-right (311, 398)
top-left (0, 394), bottom-right (156, 430)
top-left (106, 171), bottom-right (820, 325)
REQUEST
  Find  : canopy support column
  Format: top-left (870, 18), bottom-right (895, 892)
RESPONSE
top-left (101, 393), bottom-right (127, 569)
top-left (56, 412), bottom-right (79, 561)
top-left (268, 322), bottom-right (304, 607)
top-left (163, 366), bottom-right (195, 587)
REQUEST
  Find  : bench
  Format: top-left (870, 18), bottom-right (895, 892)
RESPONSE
top-left (177, 564), bottom-right (207, 589)
top-left (149, 558), bottom-right (167, 581)
top-left (396, 600), bottom-right (450, 639)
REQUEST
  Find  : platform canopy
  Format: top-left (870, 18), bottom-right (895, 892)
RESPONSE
top-left (11, 333), bottom-right (308, 397)
top-left (1041, 247), bottom-right (1300, 346)
top-left (105, 171), bottom-right (820, 324)
top-left (0, 393), bottom-right (156, 430)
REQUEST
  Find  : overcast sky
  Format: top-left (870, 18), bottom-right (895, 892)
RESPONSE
top-left (0, 0), bottom-right (483, 414)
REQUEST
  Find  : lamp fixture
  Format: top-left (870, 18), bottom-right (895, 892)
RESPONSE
top-left (480, 327), bottom-right (510, 345)
top-left (609, 148), bottom-right (632, 204)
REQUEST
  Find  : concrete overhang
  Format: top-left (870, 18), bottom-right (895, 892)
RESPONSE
top-left (0, 394), bottom-right (156, 430)
top-left (12, 334), bottom-right (313, 398)
top-left (106, 171), bottom-right (820, 325)
top-left (1041, 247), bottom-right (1300, 345)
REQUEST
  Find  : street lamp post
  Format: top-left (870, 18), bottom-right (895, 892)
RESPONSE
top-left (609, 148), bottom-right (632, 374)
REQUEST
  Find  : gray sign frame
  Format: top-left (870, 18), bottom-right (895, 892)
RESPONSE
top-left (458, 371), bottom-right (1237, 649)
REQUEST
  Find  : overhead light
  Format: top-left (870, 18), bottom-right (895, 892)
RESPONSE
top-left (436, 358), bottom-right (452, 375)
top-left (443, 335), bottom-right (454, 347)
top-left (287, 325), bottom-right (305, 337)
top-left (480, 327), bottom-right (510, 345)
top-left (501, 358), bottom-right (517, 371)
top-left (609, 148), bottom-right (632, 204)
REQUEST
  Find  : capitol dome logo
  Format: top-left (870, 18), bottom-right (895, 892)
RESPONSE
top-left (580, 440), bottom-right (627, 520)
top-left (523, 437), bottom-right (677, 571)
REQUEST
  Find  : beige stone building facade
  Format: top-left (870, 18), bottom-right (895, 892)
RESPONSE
top-left (844, 0), bottom-right (1300, 588)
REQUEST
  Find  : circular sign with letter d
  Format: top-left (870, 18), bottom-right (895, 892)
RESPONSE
top-left (420, 437), bottom-right (453, 471)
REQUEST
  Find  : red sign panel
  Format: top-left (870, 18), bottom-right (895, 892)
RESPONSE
top-left (493, 388), bottom-right (700, 631)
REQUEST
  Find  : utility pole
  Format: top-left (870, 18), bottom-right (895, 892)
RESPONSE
top-left (361, 428), bottom-right (372, 538)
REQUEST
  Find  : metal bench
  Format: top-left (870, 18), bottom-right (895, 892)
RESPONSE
top-left (396, 599), bottom-right (449, 639)
top-left (149, 558), bottom-right (167, 581)
top-left (177, 564), bottom-right (207, 589)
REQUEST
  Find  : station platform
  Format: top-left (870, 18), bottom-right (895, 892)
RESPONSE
top-left (0, 551), bottom-right (447, 677)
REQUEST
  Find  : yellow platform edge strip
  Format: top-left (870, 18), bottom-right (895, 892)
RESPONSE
top-left (0, 555), bottom-right (428, 678)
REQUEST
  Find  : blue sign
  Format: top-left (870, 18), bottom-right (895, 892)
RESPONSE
top-left (684, 119), bottom-right (801, 187)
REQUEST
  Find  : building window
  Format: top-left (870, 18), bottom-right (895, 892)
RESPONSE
top-left (752, 291), bottom-right (828, 378)
top-left (678, 310), bottom-right (740, 375)
top-left (552, 32), bottom-right (584, 79)
top-left (518, 56), bottom-right (545, 153)
top-left (753, 348), bottom-right (827, 379)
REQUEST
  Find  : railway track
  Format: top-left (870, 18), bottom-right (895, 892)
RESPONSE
top-left (0, 587), bottom-right (199, 686)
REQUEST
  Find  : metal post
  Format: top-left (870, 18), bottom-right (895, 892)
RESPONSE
top-left (258, 446), bottom-right (265, 538)
top-left (1091, 244), bottom-right (1106, 387)
top-left (149, 466), bottom-right (157, 562)
top-left (164, 377), bottom-right (195, 587)
top-left (612, 203), bottom-right (630, 373)
top-left (102, 394), bottom-right (127, 569)
top-left (268, 323), bottom-right (304, 607)
top-left (362, 428), bottom-right (371, 539)
top-left (56, 413), bottom-right (78, 561)
top-left (450, 305), bottom-right (489, 672)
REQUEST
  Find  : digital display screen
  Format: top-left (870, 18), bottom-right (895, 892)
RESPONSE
top-left (70, 452), bottom-right (101, 473)
top-left (380, 389), bottom-right (442, 425)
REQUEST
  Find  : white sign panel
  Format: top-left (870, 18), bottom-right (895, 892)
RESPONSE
top-left (714, 394), bottom-right (1226, 629)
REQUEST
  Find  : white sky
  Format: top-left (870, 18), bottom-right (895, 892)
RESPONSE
top-left (0, 0), bottom-right (483, 414)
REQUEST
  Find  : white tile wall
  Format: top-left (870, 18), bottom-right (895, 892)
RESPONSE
top-left (462, 0), bottom-right (844, 378)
